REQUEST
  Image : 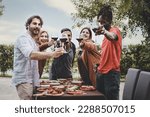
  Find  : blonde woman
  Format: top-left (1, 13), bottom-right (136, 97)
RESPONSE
top-left (38, 30), bottom-right (54, 78)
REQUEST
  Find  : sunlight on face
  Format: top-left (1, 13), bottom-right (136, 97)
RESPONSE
top-left (62, 31), bottom-right (72, 42)
top-left (39, 32), bottom-right (49, 43)
top-left (28, 18), bottom-right (42, 36)
top-left (80, 29), bottom-right (90, 40)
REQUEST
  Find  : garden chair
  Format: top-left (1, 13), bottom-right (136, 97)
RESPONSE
top-left (133, 71), bottom-right (150, 100)
top-left (122, 68), bottom-right (141, 100)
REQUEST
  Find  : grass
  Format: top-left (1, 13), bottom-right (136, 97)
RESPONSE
top-left (0, 74), bottom-right (12, 78)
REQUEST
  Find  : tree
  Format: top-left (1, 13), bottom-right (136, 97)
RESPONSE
top-left (121, 48), bottom-right (133, 75)
top-left (0, 0), bottom-right (4, 16)
top-left (0, 45), bottom-right (14, 76)
top-left (71, 0), bottom-right (150, 38)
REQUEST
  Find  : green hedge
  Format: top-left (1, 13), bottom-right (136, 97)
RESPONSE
top-left (0, 44), bottom-right (14, 76)
top-left (1, 40), bottom-right (150, 77)
top-left (121, 38), bottom-right (150, 75)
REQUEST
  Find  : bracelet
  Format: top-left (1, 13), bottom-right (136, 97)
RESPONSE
top-left (103, 29), bottom-right (106, 35)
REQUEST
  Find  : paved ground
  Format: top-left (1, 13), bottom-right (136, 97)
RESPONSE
top-left (0, 77), bottom-right (125, 100)
top-left (0, 77), bottom-right (19, 100)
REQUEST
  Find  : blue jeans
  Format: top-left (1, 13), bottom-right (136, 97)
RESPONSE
top-left (96, 70), bottom-right (120, 100)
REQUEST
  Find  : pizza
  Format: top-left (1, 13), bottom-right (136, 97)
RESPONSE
top-left (33, 91), bottom-right (46, 97)
top-left (66, 90), bottom-right (85, 95)
top-left (80, 85), bottom-right (96, 91)
top-left (36, 87), bottom-right (48, 92)
top-left (40, 80), bottom-right (50, 85)
top-left (45, 91), bottom-right (64, 96)
top-left (71, 80), bottom-right (82, 86)
top-left (45, 87), bottom-right (64, 96)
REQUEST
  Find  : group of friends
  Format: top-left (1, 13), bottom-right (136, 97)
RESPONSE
top-left (12, 5), bottom-right (122, 100)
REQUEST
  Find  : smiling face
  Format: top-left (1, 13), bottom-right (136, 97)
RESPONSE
top-left (97, 15), bottom-right (111, 30)
top-left (97, 5), bottom-right (113, 31)
top-left (39, 31), bottom-right (49, 43)
top-left (97, 15), bottom-right (107, 25)
top-left (28, 18), bottom-right (42, 37)
top-left (61, 30), bottom-right (72, 43)
top-left (80, 28), bottom-right (92, 40)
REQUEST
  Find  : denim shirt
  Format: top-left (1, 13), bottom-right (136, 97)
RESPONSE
top-left (12, 32), bottom-right (39, 87)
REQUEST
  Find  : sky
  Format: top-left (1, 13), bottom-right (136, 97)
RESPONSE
top-left (0, 0), bottom-right (145, 47)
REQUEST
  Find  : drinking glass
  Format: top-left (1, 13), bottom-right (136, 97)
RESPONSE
top-left (60, 37), bottom-right (67, 53)
top-left (51, 36), bottom-right (58, 49)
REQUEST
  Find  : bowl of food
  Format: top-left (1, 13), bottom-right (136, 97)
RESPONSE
top-left (49, 82), bottom-right (60, 86)
top-left (71, 80), bottom-right (82, 86)
top-left (40, 80), bottom-right (50, 85)
top-left (52, 85), bottom-right (65, 91)
top-left (57, 78), bottom-right (67, 84)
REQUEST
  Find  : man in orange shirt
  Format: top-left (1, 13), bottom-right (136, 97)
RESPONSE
top-left (95, 5), bottom-right (122, 100)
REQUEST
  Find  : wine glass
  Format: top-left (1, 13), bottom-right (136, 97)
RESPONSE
top-left (76, 34), bottom-right (84, 51)
top-left (76, 38), bottom-right (83, 43)
top-left (56, 40), bottom-right (61, 48)
top-left (60, 37), bottom-right (67, 53)
top-left (51, 36), bottom-right (58, 49)
top-left (51, 37), bottom-right (58, 41)
top-left (92, 22), bottom-right (104, 35)
top-left (92, 28), bottom-right (98, 34)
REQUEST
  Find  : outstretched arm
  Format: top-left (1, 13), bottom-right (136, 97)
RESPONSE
top-left (30, 48), bottom-right (64, 60)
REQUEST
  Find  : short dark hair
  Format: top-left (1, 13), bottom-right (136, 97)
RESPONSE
top-left (97, 5), bottom-right (113, 24)
top-left (80, 27), bottom-right (92, 39)
top-left (61, 28), bottom-right (72, 34)
top-left (25, 15), bottom-right (43, 30)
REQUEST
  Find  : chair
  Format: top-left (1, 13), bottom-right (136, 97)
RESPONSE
top-left (133, 71), bottom-right (150, 100)
top-left (122, 68), bottom-right (141, 100)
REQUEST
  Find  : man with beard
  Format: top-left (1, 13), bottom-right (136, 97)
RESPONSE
top-left (95, 5), bottom-right (122, 100)
top-left (12, 15), bottom-right (63, 100)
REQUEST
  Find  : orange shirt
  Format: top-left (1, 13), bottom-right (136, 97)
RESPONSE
top-left (97, 27), bottom-right (122, 74)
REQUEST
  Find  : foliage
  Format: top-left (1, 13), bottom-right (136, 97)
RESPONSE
top-left (0, 43), bottom-right (149, 77)
top-left (121, 38), bottom-right (150, 75)
top-left (71, 0), bottom-right (150, 75)
top-left (44, 58), bottom-right (52, 74)
top-left (0, 0), bottom-right (4, 16)
top-left (0, 45), bottom-right (14, 76)
top-left (71, 0), bottom-right (150, 38)
top-left (120, 48), bottom-right (133, 75)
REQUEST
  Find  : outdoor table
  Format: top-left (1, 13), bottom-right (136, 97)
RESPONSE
top-left (33, 90), bottom-right (105, 100)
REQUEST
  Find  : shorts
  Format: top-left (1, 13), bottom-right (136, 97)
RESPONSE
top-left (16, 83), bottom-right (33, 100)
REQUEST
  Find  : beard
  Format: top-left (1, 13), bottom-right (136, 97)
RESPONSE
top-left (104, 23), bottom-right (111, 31)
top-left (29, 27), bottom-right (40, 36)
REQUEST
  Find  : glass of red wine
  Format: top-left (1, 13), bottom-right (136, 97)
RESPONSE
top-left (51, 37), bottom-right (58, 41)
top-left (51, 37), bottom-right (58, 49)
top-left (92, 28), bottom-right (98, 34)
top-left (76, 34), bottom-right (84, 51)
top-left (76, 38), bottom-right (83, 43)
top-left (92, 23), bottom-right (104, 35)
top-left (60, 37), bottom-right (68, 53)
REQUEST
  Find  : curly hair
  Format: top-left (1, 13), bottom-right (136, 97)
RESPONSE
top-left (97, 4), bottom-right (113, 24)
top-left (25, 15), bottom-right (43, 30)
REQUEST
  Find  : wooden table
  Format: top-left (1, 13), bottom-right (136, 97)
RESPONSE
top-left (33, 90), bottom-right (105, 100)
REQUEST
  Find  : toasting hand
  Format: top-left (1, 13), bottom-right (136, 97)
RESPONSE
top-left (51, 47), bottom-right (64, 58)
top-left (93, 23), bottom-right (106, 35)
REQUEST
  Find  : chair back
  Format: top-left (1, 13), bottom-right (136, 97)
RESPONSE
top-left (122, 68), bottom-right (141, 100)
top-left (133, 71), bottom-right (150, 100)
